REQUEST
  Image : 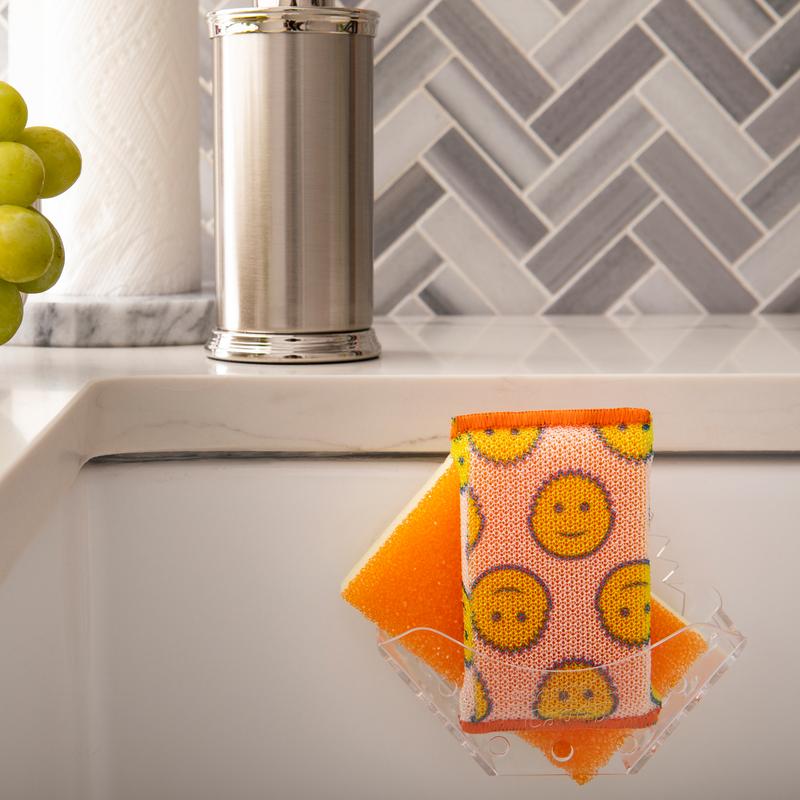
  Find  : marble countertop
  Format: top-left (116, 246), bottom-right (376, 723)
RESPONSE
top-left (2, 314), bottom-right (799, 553)
top-left (2, 314), bottom-right (800, 484)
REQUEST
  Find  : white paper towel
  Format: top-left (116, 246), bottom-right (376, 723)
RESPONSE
top-left (8, 0), bottom-right (201, 296)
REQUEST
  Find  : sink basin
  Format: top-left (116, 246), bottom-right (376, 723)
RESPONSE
top-left (0, 450), bottom-right (794, 799)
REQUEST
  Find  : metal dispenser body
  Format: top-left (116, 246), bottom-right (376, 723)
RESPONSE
top-left (206, 0), bottom-right (380, 363)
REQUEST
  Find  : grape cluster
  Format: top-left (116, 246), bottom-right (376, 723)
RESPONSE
top-left (0, 81), bottom-right (82, 345)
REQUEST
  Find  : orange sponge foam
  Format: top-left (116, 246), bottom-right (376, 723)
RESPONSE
top-left (342, 458), bottom-right (707, 783)
top-left (342, 458), bottom-right (464, 685)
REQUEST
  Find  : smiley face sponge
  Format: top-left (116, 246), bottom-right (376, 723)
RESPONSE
top-left (455, 408), bottom-right (659, 733)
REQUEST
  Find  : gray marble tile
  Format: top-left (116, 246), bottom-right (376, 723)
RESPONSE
top-left (545, 237), bottom-right (652, 314)
top-left (374, 91), bottom-right (449, 194)
top-left (747, 76), bottom-right (800, 158)
top-left (422, 198), bottom-right (547, 313)
top-left (527, 168), bottom-right (656, 291)
top-left (420, 266), bottom-right (494, 314)
top-left (368, 0), bottom-right (430, 56)
top-left (637, 133), bottom-right (762, 262)
top-left (375, 23), bottom-right (449, 124)
top-left (426, 59), bottom-right (551, 190)
top-left (374, 232), bottom-right (443, 315)
top-left (743, 142), bottom-right (800, 227)
top-left (638, 61), bottom-right (768, 194)
top-left (425, 129), bottom-right (548, 258)
top-left (750, 10), bottom-right (800, 88)
top-left (480, 0), bottom-right (560, 52)
top-left (374, 164), bottom-right (444, 257)
top-left (739, 208), bottom-right (800, 297)
top-left (531, 26), bottom-right (663, 155)
top-left (695, 0), bottom-right (773, 52)
top-left (644, 0), bottom-right (770, 122)
top-left (629, 267), bottom-right (701, 313)
top-left (534, 0), bottom-right (652, 86)
top-left (765, 0), bottom-right (800, 14)
top-left (429, 0), bottom-right (553, 117)
top-left (764, 274), bottom-right (800, 312)
top-left (634, 203), bottom-right (758, 311)
top-left (529, 97), bottom-right (659, 224)
top-left (549, 0), bottom-right (583, 13)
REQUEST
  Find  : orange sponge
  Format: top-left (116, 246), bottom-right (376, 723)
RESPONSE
top-left (342, 459), bottom-right (464, 684)
top-left (342, 458), bottom-right (707, 782)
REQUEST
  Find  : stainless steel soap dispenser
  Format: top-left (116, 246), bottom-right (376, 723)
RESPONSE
top-left (206, 0), bottom-right (380, 363)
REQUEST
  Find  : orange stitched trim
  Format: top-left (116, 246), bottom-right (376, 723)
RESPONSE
top-left (450, 408), bottom-right (651, 439)
top-left (459, 708), bottom-right (660, 734)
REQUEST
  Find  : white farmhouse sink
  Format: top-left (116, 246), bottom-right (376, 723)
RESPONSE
top-left (0, 451), bottom-right (795, 800)
top-left (1, 318), bottom-right (799, 799)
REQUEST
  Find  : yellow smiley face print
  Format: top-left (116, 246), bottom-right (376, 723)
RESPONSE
top-left (451, 434), bottom-right (470, 488)
top-left (534, 660), bottom-right (618, 721)
top-left (597, 421), bottom-right (653, 461)
top-left (596, 560), bottom-right (651, 647)
top-left (470, 566), bottom-right (551, 653)
top-left (529, 471), bottom-right (613, 559)
top-left (466, 488), bottom-right (484, 551)
top-left (472, 670), bottom-right (491, 723)
top-left (463, 586), bottom-right (475, 667)
top-left (470, 426), bottom-right (540, 464)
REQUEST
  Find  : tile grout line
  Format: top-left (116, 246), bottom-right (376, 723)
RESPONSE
top-left (735, 132), bottom-right (800, 198)
top-left (611, 262), bottom-right (660, 314)
top-left (638, 16), bottom-right (775, 125)
top-left (737, 65), bottom-right (800, 132)
top-left (451, 0), bottom-right (563, 94)
top-left (520, 122), bottom-right (668, 263)
top-left (525, 13), bottom-right (659, 128)
top-left (522, 65), bottom-right (669, 197)
top-left (424, 14), bottom-right (560, 153)
top-left (683, 0), bottom-right (776, 95)
top-left (374, 190), bottom-right (451, 270)
top-left (421, 85), bottom-right (555, 205)
top-left (373, 0), bottom-right (447, 67)
top-left (630, 163), bottom-right (764, 301)
top-left (627, 232), bottom-right (709, 313)
top-left (415, 225), bottom-right (503, 314)
top-left (523, 104), bottom-right (666, 215)
top-left (633, 90), bottom-right (771, 235)
top-left (731, 202), bottom-right (800, 279)
top-left (425, 191), bottom-right (555, 302)
top-left (651, 50), bottom-right (776, 169)
top-left (542, 195), bottom-right (661, 308)
top-left (530, 0), bottom-right (666, 90)
top-left (751, 0), bottom-right (783, 24)
top-left (753, 254), bottom-right (800, 311)
top-left (390, 261), bottom-right (448, 317)
top-left (419, 150), bottom-right (540, 268)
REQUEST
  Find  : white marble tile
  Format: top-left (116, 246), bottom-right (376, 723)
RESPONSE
top-left (638, 61), bottom-right (768, 194)
top-left (422, 198), bottom-right (548, 313)
top-left (375, 91), bottom-right (449, 194)
top-left (479, 0), bottom-right (560, 52)
top-left (533, 0), bottom-right (652, 85)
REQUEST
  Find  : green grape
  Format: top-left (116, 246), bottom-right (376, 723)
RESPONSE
top-left (0, 142), bottom-right (45, 206)
top-left (0, 82), bottom-right (28, 142)
top-left (0, 205), bottom-right (55, 284)
top-left (16, 214), bottom-right (64, 293)
top-left (16, 127), bottom-right (81, 198)
top-left (0, 279), bottom-right (23, 345)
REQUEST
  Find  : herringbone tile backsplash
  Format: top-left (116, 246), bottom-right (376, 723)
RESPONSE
top-left (3, 0), bottom-right (800, 316)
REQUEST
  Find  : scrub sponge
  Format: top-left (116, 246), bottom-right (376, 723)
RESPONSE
top-left (342, 456), bottom-right (707, 782)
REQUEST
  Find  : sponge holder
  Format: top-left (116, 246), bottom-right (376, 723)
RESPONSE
top-left (376, 537), bottom-right (745, 777)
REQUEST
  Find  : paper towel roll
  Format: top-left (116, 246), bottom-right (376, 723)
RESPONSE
top-left (8, 0), bottom-right (200, 296)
